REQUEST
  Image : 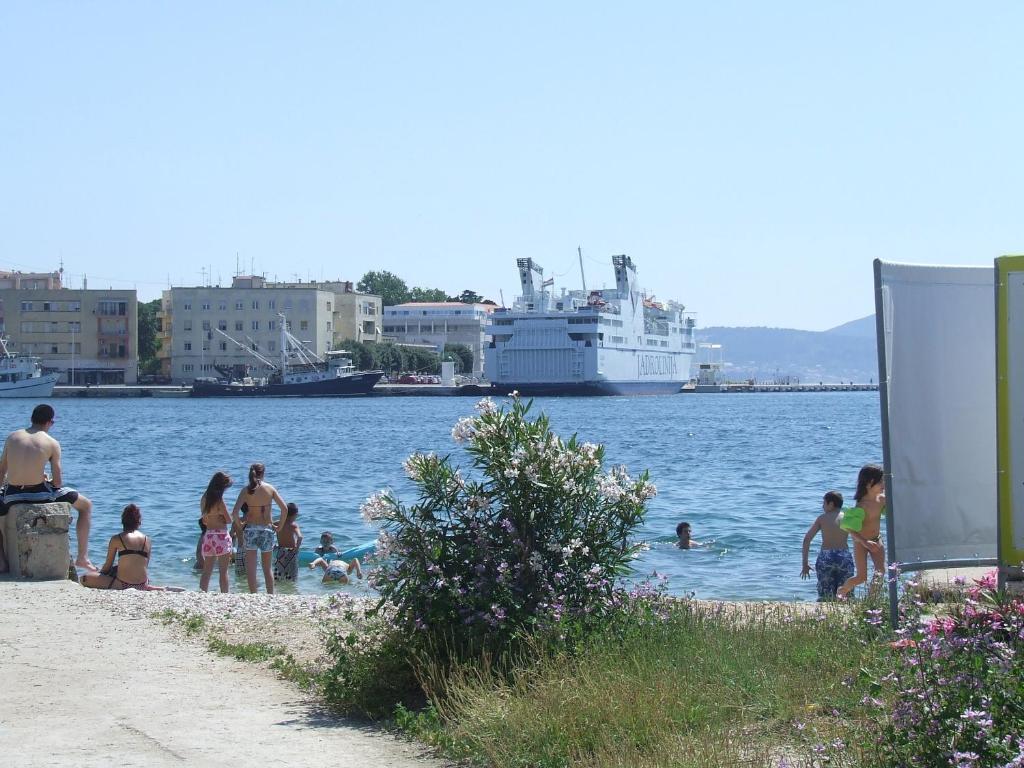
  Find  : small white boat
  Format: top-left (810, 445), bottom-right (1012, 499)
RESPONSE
top-left (0, 337), bottom-right (59, 398)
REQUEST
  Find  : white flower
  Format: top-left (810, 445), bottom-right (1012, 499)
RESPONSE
top-left (475, 397), bottom-right (497, 415)
top-left (451, 416), bottom-right (477, 443)
top-left (360, 491), bottom-right (391, 523)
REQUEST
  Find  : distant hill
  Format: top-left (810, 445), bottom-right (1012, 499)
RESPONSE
top-left (825, 315), bottom-right (876, 338)
top-left (695, 316), bottom-right (877, 383)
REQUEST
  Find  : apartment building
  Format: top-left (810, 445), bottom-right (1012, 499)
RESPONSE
top-left (162, 276), bottom-right (335, 382)
top-left (382, 302), bottom-right (494, 376)
top-left (0, 271), bottom-right (138, 384)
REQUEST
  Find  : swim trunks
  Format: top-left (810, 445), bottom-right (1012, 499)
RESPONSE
top-left (234, 547), bottom-right (247, 575)
top-left (201, 529), bottom-right (233, 558)
top-left (244, 525), bottom-right (275, 553)
top-left (815, 548), bottom-right (854, 600)
top-left (325, 565), bottom-right (347, 582)
top-left (0, 482), bottom-right (79, 515)
top-left (273, 546), bottom-right (298, 580)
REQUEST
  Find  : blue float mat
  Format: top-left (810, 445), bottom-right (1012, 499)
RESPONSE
top-left (297, 540), bottom-right (377, 565)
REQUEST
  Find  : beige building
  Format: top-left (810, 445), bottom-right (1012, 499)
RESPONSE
top-left (382, 302), bottom-right (494, 376)
top-left (0, 271), bottom-right (138, 384)
top-left (263, 280), bottom-right (382, 345)
top-left (163, 276), bottom-right (338, 382)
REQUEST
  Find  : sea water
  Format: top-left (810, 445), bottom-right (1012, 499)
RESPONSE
top-left (0, 392), bottom-right (879, 601)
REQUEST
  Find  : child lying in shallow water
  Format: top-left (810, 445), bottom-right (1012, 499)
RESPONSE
top-left (309, 556), bottom-right (363, 584)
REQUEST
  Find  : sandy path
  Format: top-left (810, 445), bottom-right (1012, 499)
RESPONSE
top-left (0, 581), bottom-right (438, 768)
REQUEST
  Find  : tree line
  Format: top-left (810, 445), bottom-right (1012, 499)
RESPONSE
top-left (356, 270), bottom-right (494, 309)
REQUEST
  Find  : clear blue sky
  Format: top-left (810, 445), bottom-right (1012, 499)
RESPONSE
top-left (1, 3), bottom-right (1021, 330)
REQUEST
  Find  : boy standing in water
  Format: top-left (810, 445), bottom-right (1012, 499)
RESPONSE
top-left (273, 502), bottom-right (302, 581)
top-left (800, 490), bottom-right (853, 600)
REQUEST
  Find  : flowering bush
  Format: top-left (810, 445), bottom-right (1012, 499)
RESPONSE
top-left (360, 396), bottom-right (657, 651)
top-left (878, 573), bottom-right (1024, 767)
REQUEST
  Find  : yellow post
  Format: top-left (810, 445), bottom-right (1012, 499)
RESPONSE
top-left (995, 255), bottom-right (1024, 587)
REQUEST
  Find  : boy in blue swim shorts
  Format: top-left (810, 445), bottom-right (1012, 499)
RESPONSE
top-left (800, 490), bottom-right (854, 600)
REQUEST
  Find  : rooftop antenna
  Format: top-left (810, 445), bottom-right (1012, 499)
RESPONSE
top-left (499, 289), bottom-right (505, 308)
top-left (236, 252), bottom-right (240, 277)
top-left (200, 266), bottom-right (207, 286)
top-left (578, 246), bottom-right (587, 293)
top-left (250, 256), bottom-right (254, 276)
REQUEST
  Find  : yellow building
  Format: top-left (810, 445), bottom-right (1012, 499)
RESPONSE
top-left (0, 272), bottom-right (138, 384)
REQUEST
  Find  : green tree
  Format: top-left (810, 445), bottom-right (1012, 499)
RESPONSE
top-left (443, 343), bottom-right (473, 373)
top-left (357, 271), bottom-right (409, 308)
top-left (334, 339), bottom-right (373, 370)
top-left (408, 286), bottom-right (448, 302)
top-left (450, 289), bottom-right (484, 304)
top-left (138, 298), bottom-right (162, 374)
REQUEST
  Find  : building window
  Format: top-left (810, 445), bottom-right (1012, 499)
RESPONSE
top-left (284, 299), bottom-right (293, 310)
top-left (326, 321), bottom-right (331, 331)
top-left (202, 320), bottom-right (211, 331)
top-left (68, 301), bottom-right (81, 312)
top-left (42, 302), bottom-right (51, 312)
top-left (251, 321), bottom-right (259, 331)
top-left (98, 301), bottom-right (127, 316)
top-left (235, 301), bottom-right (244, 310)
top-left (300, 320), bottom-right (308, 331)
top-left (362, 320), bottom-right (375, 335)
top-left (20, 302), bottom-right (32, 311)
top-left (202, 363), bottom-right (213, 372)
top-left (251, 300), bottom-right (259, 310)
top-left (268, 320), bottom-right (276, 331)
top-left (219, 342), bottom-right (227, 351)
top-left (235, 321), bottom-right (243, 331)
top-left (184, 342), bottom-right (192, 351)
top-left (268, 299), bottom-right (276, 310)
top-left (250, 342), bottom-right (259, 351)
top-left (50, 345), bottom-right (58, 354)
top-left (326, 301), bottom-right (332, 311)
top-left (219, 301), bottom-right (227, 311)
top-left (183, 320), bottom-right (192, 331)
top-left (202, 340), bottom-right (211, 351)
top-left (201, 302), bottom-right (211, 311)
top-left (183, 363), bottom-right (194, 373)
top-left (183, 302), bottom-right (191, 311)
top-left (69, 321), bottom-right (80, 332)
top-left (218, 320), bottom-right (227, 331)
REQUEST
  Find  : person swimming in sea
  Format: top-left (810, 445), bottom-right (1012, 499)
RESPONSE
top-left (676, 521), bottom-right (703, 549)
top-left (309, 555), bottom-right (363, 584)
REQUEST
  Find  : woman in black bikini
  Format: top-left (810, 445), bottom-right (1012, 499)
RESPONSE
top-left (82, 504), bottom-right (158, 590)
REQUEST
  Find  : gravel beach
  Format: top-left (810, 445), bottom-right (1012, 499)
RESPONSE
top-left (0, 581), bottom-right (438, 768)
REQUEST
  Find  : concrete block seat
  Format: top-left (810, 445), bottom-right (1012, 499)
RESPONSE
top-left (0, 502), bottom-right (72, 580)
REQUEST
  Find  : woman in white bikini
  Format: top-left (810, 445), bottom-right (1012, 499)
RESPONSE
top-left (231, 463), bottom-right (288, 594)
top-left (199, 471), bottom-right (233, 593)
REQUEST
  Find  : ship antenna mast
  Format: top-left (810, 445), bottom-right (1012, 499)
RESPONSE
top-left (578, 245), bottom-right (587, 293)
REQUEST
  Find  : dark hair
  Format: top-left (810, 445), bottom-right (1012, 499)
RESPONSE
top-left (31, 404), bottom-right (54, 426)
top-left (676, 521), bottom-right (691, 537)
top-left (286, 502), bottom-right (298, 519)
top-left (201, 471), bottom-right (232, 513)
top-left (320, 531), bottom-right (334, 545)
top-left (824, 490), bottom-right (844, 509)
top-left (122, 503), bottom-right (142, 532)
top-left (854, 464), bottom-right (884, 504)
top-left (247, 463), bottom-right (265, 494)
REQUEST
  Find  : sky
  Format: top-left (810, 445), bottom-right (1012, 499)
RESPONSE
top-left (1, 3), bottom-right (1022, 331)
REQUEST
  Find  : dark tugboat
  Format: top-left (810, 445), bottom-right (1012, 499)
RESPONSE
top-left (190, 316), bottom-right (383, 397)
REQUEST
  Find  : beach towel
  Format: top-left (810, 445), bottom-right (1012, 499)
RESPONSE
top-left (273, 546), bottom-right (298, 580)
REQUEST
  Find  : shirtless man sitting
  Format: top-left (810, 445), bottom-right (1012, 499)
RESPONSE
top-left (0, 404), bottom-right (95, 572)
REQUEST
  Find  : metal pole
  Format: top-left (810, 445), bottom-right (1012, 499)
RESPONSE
top-left (874, 259), bottom-right (901, 629)
top-left (996, 259), bottom-right (1007, 593)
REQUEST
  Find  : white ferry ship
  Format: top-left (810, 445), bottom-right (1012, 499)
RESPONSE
top-left (485, 255), bottom-right (696, 396)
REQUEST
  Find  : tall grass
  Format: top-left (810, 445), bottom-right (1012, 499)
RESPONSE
top-left (417, 602), bottom-right (883, 768)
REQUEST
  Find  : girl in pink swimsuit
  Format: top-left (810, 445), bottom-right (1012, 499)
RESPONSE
top-left (199, 471), bottom-right (234, 593)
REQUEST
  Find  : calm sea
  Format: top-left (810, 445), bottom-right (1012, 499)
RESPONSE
top-left (0, 392), bottom-right (880, 601)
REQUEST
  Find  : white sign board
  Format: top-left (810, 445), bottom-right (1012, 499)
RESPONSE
top-left (877, 261), bottom-right (997, 565)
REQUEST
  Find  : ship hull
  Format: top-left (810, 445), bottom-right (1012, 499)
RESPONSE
top-left (0, 373), bottom-right (59, 398)
top-left (190, 372), bottom-right (383, 397)
top-left (488, 379), bottom-right (683, 397)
